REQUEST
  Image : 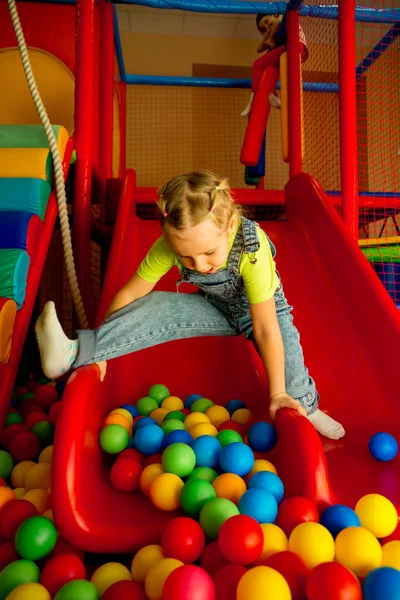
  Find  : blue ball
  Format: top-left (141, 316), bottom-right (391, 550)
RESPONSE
top-left (319, 504), bottom-right (361, 538)
top-left (219, 442), bottom-right (254, 477)
top-left (184, 394), bottom-right (203, 409)
top-left (248, 471), bottom-right (284, 503)
top-left (55, 380), bottom-right (67, 398)
top-left (363, 567), bottom-right (400, 600)
top-left (120, 403), bottom-right (139, 418)
top-left (239, 488), bottom-right (278, 524)
top-left (225, 400), bottom-right (246, 416)
top-left (163, 430), bottom-right (193, 449)
top-left (368, 432), bottom-right (398, 462)
top-left (191, 435), bottom-right (222, 469)
top-left (127, 436), bottom-right (136, 449)
top-left (134, 424), bottom-right (164, 455)
top-left (133, 416), bottom-right (157, 433)
top-left (247, 421), bottom-right (278, 453)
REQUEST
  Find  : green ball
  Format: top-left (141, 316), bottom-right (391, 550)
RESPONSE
top-left (191, 398), bottom-right (214, 413)
top-left (188, 467), bottom-right (218, 484)
top-left (5, 413), bottom-right (23, 427)
top-left (164, 411), bottom-right (186, 423)
top-left (0, 559), bottom-right (40, 599)
top-left (0, 450), bottom-right (14, 479)
top-left (39, 376), bottom-right (51, 385)
top-left (161, 419), bottom-right (186, 435)
top-left (99, 424), bottom-right (129, 454)
top-left (162, 443), bottom-right (196, 478)
top-left (148, 384), bottom-right (170, 405)
top-left (217, 429), bottom-right (243, 447)
top-left (31, 421), bottom-right (55, 444)
top-left (180, 479), bottom-right (216, 519)
top-left (55, 580), bottom-right (100, 600)
top-left (15, 516), bottom-right (57, 561)
top-left (20, 393), bottom-right (35, 401)
top-left (199, 498), bottom-right (240, 539)
top-left (136, 396), bottom-right (159, 416)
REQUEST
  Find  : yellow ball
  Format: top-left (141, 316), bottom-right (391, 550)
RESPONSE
top-left (289, 522), bottom-right (335, 569)
top-left (161, 396), bottom-right (184, 411)
top-left (257, 524), bottom-right (288, 562)
top-left (131, 544), bottom-right (164, 583)
top-left (91, 562), bottom-right (132, 596)
top-left (150, 473), bottom-right (184, 511)
top-left (5, 583), bottom-right (51, 600)
top-left (205, 405), bottom-right (230, 428)
top-left (355, 493), bottom-right (398, 538)
top-left (110, 408), bottom-right (134, 425)
top-left (145, 558), bottom-right (183, 600)
top-left (0, 487), bottom-right (15, 510)
top-left (150, 408), bottom-right (169, 425)
top-left (38, 446), bottom-right (53, 465)
top-left (140, 464), bottom-right (164, 497)
top-left (232, 408), bottom-right (254, 426)
top-left (24, 463), bottom-right (51, 492)
top-left (382, 541), bottom-right (400, 570)
top-left (213, 473), bottom-right (247, 505)
top-left (23, 489), bottom-right (51, 514)
top-left (11, 461), bottom-right (36, 488)
top-left (247, 459), bottom-right (277, 480)
top-left (184, 413), bottom-right (210, 432)
top-left (335, 526), bottom-right (382, 578)
top-left (43, 509), bottom-right (54, 523)
top-left (237, 566), bottom-right (291, 600)
top-left (13, 488), bottom-right (26, 500)
top-left (191, 423), bottom-right (218, 439)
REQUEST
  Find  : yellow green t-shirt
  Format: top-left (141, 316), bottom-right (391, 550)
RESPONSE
top-left (137, 221), bottom-right (280, 304)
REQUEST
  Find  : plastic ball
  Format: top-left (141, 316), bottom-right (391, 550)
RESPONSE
top-left (162, 565), bottom-right (214, 600)
top-left (225, 400), bottom-right (246, 415)
top-left (40, 554), bottom-right (86, 597)
top-left (102, 580), bottom-right (145, 600)
top-left (191, 436), bottom-right (222, 469)
top-left (161, 396), bottom-right (184, 412)
top-left (191, 398), bottom-right (214, 413)
top-left (31, 421), bottom-right (55, 445)
top-left (247, 458), bottom-right (277, 478)
top-left (363, 567), bottom-right (400, 600)
top-left (24, 463), bottom-right (51, 491)
top-left (219, 442), bottom-right (254, 477)
top-left (48, 402), bottom-right (62, 426)
top-left (335, 526), bottom-right (382, 577)
top-left (0, 451), bottom-right (14, 480)
top-left (212, 564), bottom-right (246, 600)
top-left (34, 384), bottom-right (58, 408)
top-left (199, 498), bottom-right (239, 539)
top-left (133, 417), bottom-right (157, 433)
top-left (231, 408), bottom-right (254, 427)
top-left (13, 489), bottom-right (25, 500)
top-left (145, 558), bottom-right (183, 600)
top-left (23, 489), bottom-right (50, 514)
top-left (161, 419), bottom-right (185, 436)
top-left (180, 479), bottom-right (216, 519)
top-left (1, 425), bottom-right (29, 450)
top-left (239, 489), bottom-right (278, 524)
top-left (205, 406), bottom-right (230, 428)
top-left (218, 514), bottom-right (263, 564)
top-left (163, 430), bottom-right (192, 449)
top-left (15, 516), bottom-right (57, 560)
top-left (248, 471), bottom-right (284, 503)
top-left (150, 408), bottom-right (169, 425)
top-left (200, 541), bottom-right (230, 576)
top-left (25, 411), bottom-right (49, 430)
top-left (355, 493), bottom-right (398, 538)
top-left (320, 504), bottom-right (361, 538)
top-left (140, 464), bottom-right (164, 496)
top-left (103, 413), bottom-right (131, 432)
top-left (368, 432), bottom-right (398, 462)
top-left (191, 423), bottom-right (218, 439)
top-left (306, 562), bottom-right (362, 600)
top-left (184, 413), bottom-right (209, 432)
top-left (143, 454), bottom-right (163, 467)
top-left (5, 583), bottom-right (51, 600)
top-left (218, 420), bottom-right (245, 436)
top-left (216, 430), bottom-right (243, 447)
top-left (162, 518), bottom-right (205, 564)
top-left (110, 408), bottom-right (134, 425)
top-left (188, 467), bottom-right (218, 484)
top-left (164, 411), bottom-right (186, 423)
top-left (111, 458), bottom-right (142, 492)
top-left (9, 432), bottom-right (40, 462)
top-left (382, 541), bottom-right (400, 570)
top-left (148, 384), bottom-right (170, 405)
top-left (131, 545), bottom-right (164, 582)
top-left (184, 394), bottom-right (202, 409)
top-left (0, 541), bottom-right (19, 571)
top-left (150, 473), bottom-right (184, 511)
top-left (162, 443), bottom-right (196, 478)
top-left (91, 562), bottom-right (131, 596)
top-left (100, 425), bottom-right (129, 454)
top-left (0, 559), bottom-right (40, 599)
top-left (237, 566), bottom-right (291, 600)
top-left (117, 448), bottom-right (144, 464)
top-left (38, 446), bottom-right (53, 465)
top-left (135, 424), bottom-right (164, 455)
top-left (257, 523), bottom-right (288, 561)
top-left (264, 551), bottom-right (308, 600)
top-left (49, 538), bottom-right (85, 562)
top-left (0, 488), bottom-right (15, 513)
top-left (119, 403), bottom-right (139, 418)
top-left (247, 422), bottom-right (278, 453)
top-left (5, 413), bottom-right (24, 427)
top-left (11, 462), bottom-right (35, 489)
top-left (0, 499), bottom-right (38, 539)
top-left (289, 522), bottom-right (335, 569)
top-left (54, 580), bottom-right (99, 600)
top-left (136, 396), bottom-right (159, 417)
top-left (276, 496), bottom-right (319, 536)
top-left (212, 473), bottom-right (246, 505)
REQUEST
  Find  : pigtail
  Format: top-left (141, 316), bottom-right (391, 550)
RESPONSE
top-left (156, 184), bottom-right (168, 219)
top-left (209, 177), bottom-right (229, 215)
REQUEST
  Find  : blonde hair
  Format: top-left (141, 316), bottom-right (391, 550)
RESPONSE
top-left (156, 171), bottom-right (242, 232)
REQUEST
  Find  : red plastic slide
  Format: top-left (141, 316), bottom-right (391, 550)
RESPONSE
top-left (52, 171), bottom-right (400, 553)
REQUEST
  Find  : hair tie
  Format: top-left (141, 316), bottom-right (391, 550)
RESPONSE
top-left (209, 207), bottom-right (214, 213)
top-left (163, 212), bottom-right (168, 217)
top-left (214, 184), bottom-right (220, 191)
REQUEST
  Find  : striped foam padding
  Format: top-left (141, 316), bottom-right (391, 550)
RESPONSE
top-left (0, 212), bottom-right (43, 256)
top-left (0, 179), bottom-right (51, 220)
top-left (0, 148), bottom-right (54, 184)
top-left (0, 249), bottom-right (30, 309)
top-left (0, 124), bottom-right (68, 155)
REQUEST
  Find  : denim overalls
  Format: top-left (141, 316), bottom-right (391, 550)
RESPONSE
top-left (74, 217), bottom-right (318, 414)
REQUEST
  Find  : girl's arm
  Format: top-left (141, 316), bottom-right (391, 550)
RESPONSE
top-left (249, 297), bottom-right (306, 419)
top-left (104, 273), bottom-right (156, 319)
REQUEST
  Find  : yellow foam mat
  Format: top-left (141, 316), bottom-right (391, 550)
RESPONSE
top-left (0, 299), bottom-right (17, 363)
top-left (0, 148), bottom-right (54, 183)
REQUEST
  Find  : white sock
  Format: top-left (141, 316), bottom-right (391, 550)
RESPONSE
top-left (35, 301), bottom-right (79, 379)
top-left (241, 92), bottom-right (254, 116)
top-left (307, 409), bottom-right (345, 440)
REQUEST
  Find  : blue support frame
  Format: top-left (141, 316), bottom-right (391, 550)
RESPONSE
top-left (356, 22), bottom-right (400, 78)
top-left (113, 4), bottom-right (126, 80)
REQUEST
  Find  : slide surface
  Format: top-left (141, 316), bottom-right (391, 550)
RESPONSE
top-left (52, 171), bottom-right (400, 553)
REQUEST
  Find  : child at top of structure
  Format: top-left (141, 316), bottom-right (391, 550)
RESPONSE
top-left (241, 12), bottom-right (309, 116)
top-left (35, 170), bottom-right (344, 440)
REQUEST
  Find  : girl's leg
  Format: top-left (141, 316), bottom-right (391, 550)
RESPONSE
top-left (35, 292), bottom-right (237, 379)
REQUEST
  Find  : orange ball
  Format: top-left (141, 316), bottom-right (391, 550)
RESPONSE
top-left (109, 408), bottom-right (134, 426)
top-left (140, 463), bottom-right (164, 496)
top-left (23, 489), bottom-right (51, 514)
top-left (149, 473), bottom-right (184, 511)
top-left (24, 463), bottom-right (51, 491)
top-left (213, 473), bottom-right (247, 505)
top-left (103, 414), bottom-right (131, 432)
top-left (0, 487), bottom-right (15, 510)
top-left (11, 461), bottom-right (36, 488)
top-left (231, 408), bottom-right (255, 426)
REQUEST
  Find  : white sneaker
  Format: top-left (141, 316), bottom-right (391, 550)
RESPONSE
top-left (269, 92), bottom-right (281, 109)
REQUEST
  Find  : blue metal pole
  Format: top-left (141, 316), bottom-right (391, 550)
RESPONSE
top-left (113, 4), bottom-right (126, 80)
top-left (356, 23), bottom-right (400, 77)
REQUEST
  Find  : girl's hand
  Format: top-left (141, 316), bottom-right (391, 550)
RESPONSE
top-left (269, 392), bottom-right (306, 420)
top-left (95, 360), bottom-right (107, 382)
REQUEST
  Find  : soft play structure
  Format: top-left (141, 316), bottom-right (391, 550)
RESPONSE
top-left (0, 0), bottom-right (400, 555)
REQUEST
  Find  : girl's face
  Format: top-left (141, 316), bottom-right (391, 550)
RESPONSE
top-left (164, 215), bottom-right (237, 274)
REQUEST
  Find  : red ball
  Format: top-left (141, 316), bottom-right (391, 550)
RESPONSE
top-left (34, 385), bottom-right (59, 409)
top-left (48, 401), bottom-right (63, 426)
top-left (117, 448), bottom-right (144, 464)
top-left (143, 454), bottom-right (163, 467)
top-left (0, 499), bottom-right (38, 539)
top-left (25, 411), bottom-right (50, 430)
top-left (276, 496), bottom-right (319, 536)
top-left (162, 517), bottom-right (205, 564)
top-left (264, 551), bottom-right (308, 600)
top-left (218, 515), bottom-right (263, 565)
top-left (212, 564), bottom-right (247, 600)
top-left (218, 421), bottom-right (245, 436)
top-left (0, 479), bottom-right (6, 488)
top-left (102, 580), bottom-right (145, 600)
top-left (306, 562), bottom-right (362, 600)
top-left (8, 431), bottom-right (40, 461)
top-left (200, 541), bottom-right (230, 576)
top-left (1, 424), bottom-right (29, 449)
top-left (162, 565), bottom-right (214, 600)
top-left (19, 399), bottom-right (43, 419)
top-left (49, 538), bottom-right (85, 562)
top-left (0, 541), bottom-right (19, 570)
top-left (110, 458), bottom-right (142, 492)
top-left (40, 554), bottom-right (86, 597)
